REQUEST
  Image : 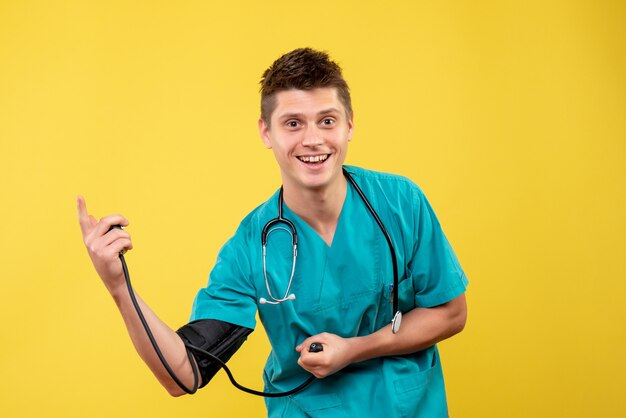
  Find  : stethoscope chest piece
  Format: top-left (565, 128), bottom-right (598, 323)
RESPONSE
top-left (391, 311), bottom-right (402, 334)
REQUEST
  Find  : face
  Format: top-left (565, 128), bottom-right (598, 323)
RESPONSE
top-left (258, 87), bottom-right (354, 193)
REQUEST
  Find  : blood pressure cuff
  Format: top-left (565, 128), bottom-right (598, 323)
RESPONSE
top-left (176, 319), bottom-right (253, 389)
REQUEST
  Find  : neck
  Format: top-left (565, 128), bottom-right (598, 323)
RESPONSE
top-left (282, 176), bottom-right (347, 246)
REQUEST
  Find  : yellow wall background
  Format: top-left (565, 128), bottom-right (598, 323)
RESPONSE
top-left (1, 1), bottom-right (624, 416)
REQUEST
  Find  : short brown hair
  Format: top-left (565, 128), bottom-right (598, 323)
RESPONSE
top-left (260, 48), bottom-right (352, 125)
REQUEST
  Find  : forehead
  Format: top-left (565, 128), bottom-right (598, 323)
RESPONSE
top-left (272, 88), bottom-right (345, 120)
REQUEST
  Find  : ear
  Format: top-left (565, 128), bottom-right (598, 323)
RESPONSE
top-left (347, 113), bottom-right (354, 142)
top-left (258, 118), bottom-right (272, 149)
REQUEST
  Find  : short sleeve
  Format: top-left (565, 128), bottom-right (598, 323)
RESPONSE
top-left (409, 187), bottom-right (468, 308)
top-left (190, 228), bottom-right (258, 330)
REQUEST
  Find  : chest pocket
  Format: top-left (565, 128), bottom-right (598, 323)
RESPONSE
top-left (315, 232), bottom-right (382, 309)
top-left (303, 212), bottom-right (391, 339)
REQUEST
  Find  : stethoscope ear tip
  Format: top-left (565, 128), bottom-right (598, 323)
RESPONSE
top-left (287, 294), bottom-right (296, 301)
top-left (259, 298), bottom-right (268, 304)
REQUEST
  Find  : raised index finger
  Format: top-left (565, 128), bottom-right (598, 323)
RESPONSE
top-left (77, 195), bottom-right (94, 236)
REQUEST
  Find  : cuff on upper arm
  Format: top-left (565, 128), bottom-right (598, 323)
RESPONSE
top-left (176, 319), bottom-right (253, 388)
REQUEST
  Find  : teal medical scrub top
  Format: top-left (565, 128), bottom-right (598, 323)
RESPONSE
top-left (190, 166), bottom-right (468, 418)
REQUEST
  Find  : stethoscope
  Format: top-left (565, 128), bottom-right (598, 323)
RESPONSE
top-left (260, 168), bottom-right (402, 334)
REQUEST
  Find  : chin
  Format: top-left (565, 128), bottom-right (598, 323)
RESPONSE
top-left (299, 172), bottom-right (338, 191)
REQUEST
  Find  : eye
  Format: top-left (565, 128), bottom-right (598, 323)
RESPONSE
top-left (286, 120), bottom-right (300, 128)
top-left (321, 118), bottom-right (335, 126)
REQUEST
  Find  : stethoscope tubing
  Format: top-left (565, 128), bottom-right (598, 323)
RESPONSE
top-left (260, 168), bottom-right (400, 326)
top-left (343, 169), bottom-right (400, 319)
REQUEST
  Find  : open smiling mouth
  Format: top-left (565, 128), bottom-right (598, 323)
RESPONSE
top-left (297, 154), bottom-right (330, 164)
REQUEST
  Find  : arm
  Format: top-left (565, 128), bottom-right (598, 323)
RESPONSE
top-left (77, 196), bottom-right (196, 396)
top-left (296, 293), bottom-right (467, 378)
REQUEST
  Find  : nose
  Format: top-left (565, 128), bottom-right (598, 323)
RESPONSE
top-left (301, 124), bottom-right (323, 147)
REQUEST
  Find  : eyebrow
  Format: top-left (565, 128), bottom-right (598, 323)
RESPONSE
top-left (278, 108), bottom-right (341, 120)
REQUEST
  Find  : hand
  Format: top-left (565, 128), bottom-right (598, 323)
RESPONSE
top-left (77, 195), bottom-right (133, 293)
top-left (296, 332), bottom-right (353, 379)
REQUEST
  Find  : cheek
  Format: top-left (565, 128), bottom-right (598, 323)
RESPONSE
top-left (272, 143), bottom-right (293, 160)
top-left (331, 134), bottom-right (350, 149)
top-left (276, 135), bottom-right (300, 152)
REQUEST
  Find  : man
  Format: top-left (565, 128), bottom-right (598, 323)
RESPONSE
top-left (78, 48), bottom-right (468, 417)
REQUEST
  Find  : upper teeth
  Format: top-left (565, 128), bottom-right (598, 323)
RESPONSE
top-left (299, 155), bottom-right (328, 163)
